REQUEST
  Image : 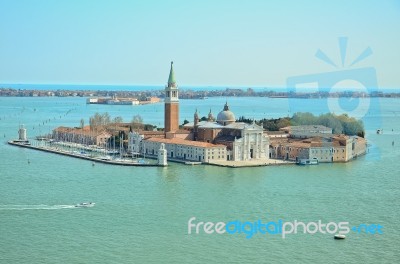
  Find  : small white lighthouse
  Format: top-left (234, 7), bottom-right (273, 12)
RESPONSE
top-left (18, 124), bottom-right (27, 141)
top-left (158, 143), bottom-right (168, 166)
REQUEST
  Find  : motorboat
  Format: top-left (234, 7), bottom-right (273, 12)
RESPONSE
top-left (185, 161), bottom-right (202, 165)
top-left (75, 202), bottom-right (95, 208)
top-left (334, 234), bottom-right (346, 239)
top-left (297, 158), bottom-right (319, 165)
top-left (376, 129), bottom-right (383, 134)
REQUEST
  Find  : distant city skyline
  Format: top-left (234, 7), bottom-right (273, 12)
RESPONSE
top-left (0, 0), bottom-right (399, 88)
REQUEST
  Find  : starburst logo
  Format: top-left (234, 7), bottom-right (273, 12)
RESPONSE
top-left (286, 37), bottom-right (380, 119)
top-left (315, 37), bottom-right (372, 69)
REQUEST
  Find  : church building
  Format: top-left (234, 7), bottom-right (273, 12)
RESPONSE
top-left (128, 62), bottom-right (270, 163)
top-left (185, 103), bottom-right (269, 161)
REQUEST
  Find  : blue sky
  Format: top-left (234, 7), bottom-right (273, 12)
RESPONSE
top-left (0, 0), bottom-right (399, 87)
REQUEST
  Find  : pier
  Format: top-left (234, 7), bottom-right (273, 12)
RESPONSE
top-left (7, 141), bottom-right (162, 167)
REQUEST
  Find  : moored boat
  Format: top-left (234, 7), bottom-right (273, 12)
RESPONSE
top-left (185, 161), bottom-right (202, 165)
top-left (99, 155), bottom-right (111, 161)
top-left (297, 158), bottom-right (319, 165)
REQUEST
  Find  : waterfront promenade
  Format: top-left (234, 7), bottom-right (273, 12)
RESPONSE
top-left (207, 158), bottom-right (294, 168)
top-left (143, 153), bottom-right (294, 168)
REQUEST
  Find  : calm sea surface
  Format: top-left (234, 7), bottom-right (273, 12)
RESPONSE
top-left (0, 95), bottom-right (399, 263)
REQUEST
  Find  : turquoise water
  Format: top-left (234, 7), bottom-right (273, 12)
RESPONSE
top-left (0, 96), bottom-right (399, 263)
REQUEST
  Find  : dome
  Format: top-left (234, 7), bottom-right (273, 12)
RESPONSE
top-left (216, 102), bottom-right (235, 125)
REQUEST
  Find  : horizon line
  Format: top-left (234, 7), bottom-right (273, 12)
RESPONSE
top-left (1, 83), bottom-right (399, 90)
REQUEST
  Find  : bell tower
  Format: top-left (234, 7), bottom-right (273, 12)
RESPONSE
top-left (193, 109), bottom-right (199, 141)
top-left (164, 61), bottom-right (179, 133)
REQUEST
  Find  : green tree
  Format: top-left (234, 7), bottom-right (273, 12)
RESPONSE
top-left (292, 112), bottom-right (317, 125)
top-left (318, 113), bottom-right (343, 134)
top-left (220, 112), bottom-right (365, 136)
top-left (144, 124), bottom-right (156, 131)
top-left (277, 118), bottom-right (291, 129)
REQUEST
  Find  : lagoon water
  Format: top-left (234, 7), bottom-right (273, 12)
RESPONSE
top-left (0, 95), bottom-right (399, 263)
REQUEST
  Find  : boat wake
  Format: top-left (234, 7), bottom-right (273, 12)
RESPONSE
top-left (0, 204), bottom-right (77, 210)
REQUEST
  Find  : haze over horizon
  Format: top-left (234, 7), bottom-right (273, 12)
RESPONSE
top-left (1, 0), bottom-right (399, 88)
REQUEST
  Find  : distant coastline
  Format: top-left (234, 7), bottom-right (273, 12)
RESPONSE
top-left (1, 86), bottom-right (400, 99)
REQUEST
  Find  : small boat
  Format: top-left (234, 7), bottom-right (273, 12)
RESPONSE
top-left (376, 129), bottom-right (383, 134)
top-left (297, 158), bottom-right (318, 165)
top-left (99, 155), bottom-right (111, 161)
top-left (185, 161), bottom-right (202, 165)
top-left (75, 202), bottom-right (95, 208)
top-left (114, 158), bottom-right (130, 162)
top-left (334, 234), bottom-right (346, 240)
